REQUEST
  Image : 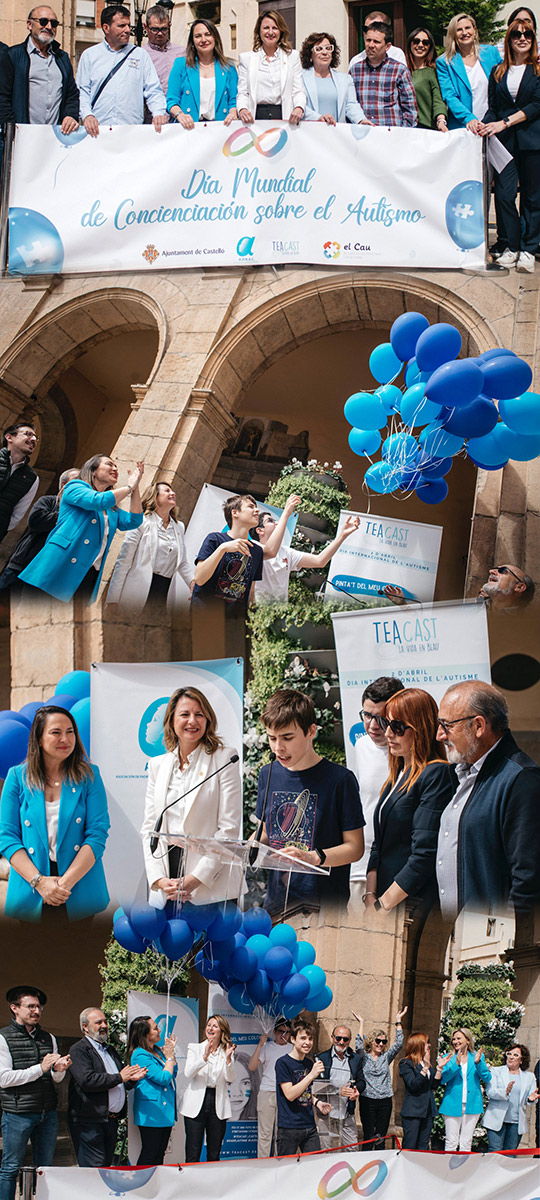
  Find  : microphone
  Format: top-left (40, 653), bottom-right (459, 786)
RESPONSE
top-left (249, 752), bottom-right (276, 867)
top-left (149, 754), bottom-right (240, 855)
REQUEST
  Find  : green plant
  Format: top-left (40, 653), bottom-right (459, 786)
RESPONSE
top-left (267, 471), bottom-right (350, 527)
top-left (419, 0), bottom-right (505, 50)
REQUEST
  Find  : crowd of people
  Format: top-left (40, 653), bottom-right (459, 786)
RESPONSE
top-left (1, 6), bottom-right (540, 268)
top-left (0, 985), bottom-right (538, 1187)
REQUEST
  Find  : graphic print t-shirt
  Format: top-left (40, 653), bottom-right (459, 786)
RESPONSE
top-left (275, 1053), bottom-right (316, 1129)
top-left (193, 531), bottom-right (263, 607)
top-left (255, 757), bottom-right (365, 910)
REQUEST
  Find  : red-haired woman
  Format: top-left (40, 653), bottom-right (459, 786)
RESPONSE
top-left (399, 1033), bottom-right (441, 1149)
top-left (363, 688), bottom-right (453, 911)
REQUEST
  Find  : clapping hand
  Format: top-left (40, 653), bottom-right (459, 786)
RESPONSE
top-left (163, 1034), bottom-right (177, 1058)
top-left (225, 1041), bottom-right (236, 1064)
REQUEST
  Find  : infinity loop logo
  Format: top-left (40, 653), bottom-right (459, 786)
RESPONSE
top-left (318, 1160), bottom-right (388, 1200)
top-left (223, 126), bottom-right (288, 158)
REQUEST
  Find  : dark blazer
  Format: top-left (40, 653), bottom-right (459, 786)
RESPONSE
top-left (0, 494), bottom-right (58, 580)
top-left (367, 761), bottom-right (454, 899)
top-left (454, 730), bottom-right (540, 914)
top-left (399, 1060), bottom-right (437, 1118)
top-left (317, 1047), bottom-right (366, 1115)
top-left (484, 63), bottom-right (540, 152)
top-left (68, 1037), bottom-right (132, 1123)
top-left (0, 39), bottom-right (80, 124)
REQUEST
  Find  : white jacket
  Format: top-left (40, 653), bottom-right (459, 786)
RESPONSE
top-left (236, 47), bottom-right (306, 119)
top-left (181, 1042), bottom-right (235, 1119)
top-left (483, 1067), bottom-right (537, 1135)
top-left (140, 746), bottom-right (244, 908)
top-left (106, 512), bottom-right (193, 613)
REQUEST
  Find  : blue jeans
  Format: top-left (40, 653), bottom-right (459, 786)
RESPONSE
top-left (487, 1123), bottom-right (521, 1152)
top-left (0, 1111), bottom-right (58, 1200)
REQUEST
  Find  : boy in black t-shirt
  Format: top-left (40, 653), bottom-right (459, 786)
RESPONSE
top-left (255, 690), bottom-right (365, 913)
top-left (275, 1018), bottom-right (330, 1155)
top-left (193, 492), bottom-right (300, 609)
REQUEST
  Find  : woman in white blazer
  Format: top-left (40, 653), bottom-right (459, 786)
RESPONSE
top-left (106, 480), bottom-right (193, 614)
top-left (181, 1015), bottom-right (236, 1161)
top-left (300, 31), bottom-right (369, 124)
top-left (140, 686), bottom-right (243, 908)
top-left (483, 1044), bottom-right (539, 1150)
top-left (237, 9), bottom-right (305, 124)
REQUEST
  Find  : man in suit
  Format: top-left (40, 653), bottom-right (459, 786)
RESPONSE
top-left (0, 424), bottom-right (39, 546)
top-left (68, 1007), bottom-right (146, 1167)
top-left (315, 1025), bottom-right (365, 1149)
top-left (0, 7), bottom-right (79, 131)
top-left (435, 680), bottom-right (540, 919)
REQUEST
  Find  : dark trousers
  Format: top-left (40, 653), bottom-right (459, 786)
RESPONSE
top-left (359, 1095), bottom-right (393, 1150)
top-left (276, 1125), bottom-right (320, 1156)
top-left (255, 103), bottom-right (283, 119)
top-left (494, 150), bottom-right (540, 253)
top-left (401, 1116), bottom-right (433, 1150)
top-left (137, 1125), bottom-right (172, 1165)
top-left (184, 1089), bottom-right (226, 1162)
top-left (69, 1115), bottom-right (119, 1167)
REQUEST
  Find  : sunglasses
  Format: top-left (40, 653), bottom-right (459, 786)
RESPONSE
top-left (510, 28), bottom-right (533, 38)
top-left (412, 37), bottom-right (430, 45)
top-left (493, 565), bottom-right (524, 580)
top-left (379, 716), bottom-right (412, 736)
top-left (33, 16), bottom-right (60, 27)
top-left (374, 1038), bottom-right (388, 1045)
top-left (334, 1036), bottom-right (350, 1043)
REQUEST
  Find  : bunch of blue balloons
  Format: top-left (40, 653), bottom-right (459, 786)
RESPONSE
top-left (113, 901), bottom-right (332, 1018)
top-left (0, 670), bottom-right (91, 779)
top-left (344, 312), bottom-right (539, 504)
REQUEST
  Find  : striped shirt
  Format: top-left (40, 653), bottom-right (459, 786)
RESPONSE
top-left (349, 55), bottom-right (417, 127)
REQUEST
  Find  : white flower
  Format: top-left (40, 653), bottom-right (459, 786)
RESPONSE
top-left (323, 462), bottom-right (329, 468)
top-left (334, 461), bottom-right (342, 470)
top-left (323, 682), bottom-right (330, 696)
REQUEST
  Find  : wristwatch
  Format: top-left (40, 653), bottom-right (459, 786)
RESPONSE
top-left (315, 848), bottom-right (327, 865)
top-left (30, 873), bottom-right (42, 891)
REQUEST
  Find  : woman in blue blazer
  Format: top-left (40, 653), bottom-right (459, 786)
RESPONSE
top-left (399, 1032), bottom-right (441, 1149)
top-left (167, 19), bottom-right (237, 127)
top-left (127, 1016), bottom-right (178, 1165)
top-left (0, 705), bottom-right (109, 922)
top-left (439, 1028), bottom-right (491, 1150)
top-left (299, 31), bottom-right (369, 124)
top-left (19, 454), bottom-right (144, 605)
top-left (436, 13), bottom-right (501, 130)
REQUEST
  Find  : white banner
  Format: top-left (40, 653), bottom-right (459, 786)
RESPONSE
top-left (8, 124), bottom-right (485, 274)
top-left (126, 991), bottom-right (199, 1166)
top-left (35, 1148), bottom-right (540, 1199)
top-left (332, 601), bottom-right (490, 770)
top-left (90, 658), bottom-right (244, 909)
top-left (325, 510), bottom-right (442, 603)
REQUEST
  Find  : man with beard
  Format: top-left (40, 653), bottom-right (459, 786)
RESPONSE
top-left (435, 680), bottom-right (540, 919)
top-left (0, 7), bottom-right (79, 131)
top-left (479, 563), bottom-right (535, 612)
top-left (68, 1007), bottom-right (146, 1167)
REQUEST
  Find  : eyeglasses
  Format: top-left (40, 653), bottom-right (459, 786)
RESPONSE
top-left (147, 24), bottom-right (169, 33)
top-left (359, 709), bottom-right (385, 729)
top-left (334, 1035), bottom-right (350, 1043)
top-left (493, 565), bottom-right (523, 581)
top-left (374, 1038), bottom-right (388, 1045)
top-left (33, 17), bottom-right (60, 28)
top-left (510, 28), bottom-right (533, 39)
top-left (437, 715), bottom-right (478, 734)
top-left (412, 37), bottom-right (430, 45)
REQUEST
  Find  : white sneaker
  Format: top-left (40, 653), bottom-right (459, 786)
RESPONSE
top-left (517, 251), bottom-right (535, 273)
top-left (498, 249), bottom-right (518, 267)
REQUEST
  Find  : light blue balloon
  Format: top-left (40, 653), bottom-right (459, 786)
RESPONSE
top-left (300, 964), bottom-right (326, 998)
top-left (369, 342), bottom-right (402, 384)
top-left (98, 1168), bottom-right (157, 1193)
top-left (8, 208), bottom-right (64, 275)
top-left (382, 433), bottom-right (419, 461)
top-left (497, 426), bottom-right (540, 462)
top-left (55, 670), bottom-right (90, 701)
top-left (375, 383), bottom-right (402, 413)
top-left (400, 382), bottom-right (441, 428)
top-left (499, 391), bottom-right (540, 436)
top-left (348, 427), bottom-right (382, 457)
top-left (52, 125), bottom-right (88, 148)
top-left (405, 357), bottom-right (421, 387)
top-left (419, 423), bottom-right (464, 457)
top-left (344, 392), bottom-right (387, 430)
top-left (364, 462), bottom-right (394, 493)
top-left (70, 697), bottom-right (90, 754)
top-left (269, 923), bottom-right (297, 950)
top-left (466, 426), bottom-right (509, 467)
top-left (293, 941), bottom-right (317, 970)
top-left (445, 179), bottom-right (484, 249)
top-left (245, 933), bottom-right (272, 964)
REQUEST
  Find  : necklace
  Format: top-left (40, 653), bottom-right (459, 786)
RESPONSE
top-left (45, 778), bottom-right (62, 788)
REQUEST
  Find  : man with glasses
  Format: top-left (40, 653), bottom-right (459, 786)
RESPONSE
top-left (248, 1019), bottom-right (290, 1157)
top-left (435, 680), bottom-right (540, 919)
top-left (0, 424), bottom-right (39, 546)
top-left (0, 986), bottom-right (71, 1200)
top-left (252, 505), bottom-right (359, 604)
top-left (142, 4), bottom-right (185, 109)
top-left (314, 1025), bottom-right (365, 1150)
top-left (349, 677), bottom-right (404, 910)
top-left (348, 11), bottom-right (406, 70)
top-left (0, 7), bottom-right (79, 132)
top-left (479, 563), bottom-right (535, 611)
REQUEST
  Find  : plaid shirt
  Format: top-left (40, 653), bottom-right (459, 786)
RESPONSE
top-left (350, 54), bottom-right (418, 127)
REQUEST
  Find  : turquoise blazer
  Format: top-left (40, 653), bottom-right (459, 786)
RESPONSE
top-left (19, 479), bottom-right (143, 605)
top-left (166, 57), bottom-right (237, 120)
top-left (131, 1047), bottom-right (178, 1127)
top-left (0, 761), bottom-right (110, 922)
top-left (436, 45), bottom-right (501, 127)
top-left (440, 1051), bottom-right (491, 1115)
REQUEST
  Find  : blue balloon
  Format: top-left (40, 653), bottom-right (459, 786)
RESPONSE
top-left (374, 383), bottom-right (402, 413)
top-left (369, 342), bottom-right (402, 384)
top-left (419, 423), bottom-right (464, 457)
top-left (0, 720), bottom-right (30, 779)
top-left (269, 923), bottom-right (297, 950)
top-left (405, 357), bottom-right (421, 387)
top-left (476, 348), bottom-right (516, 362)
top-left (228, 983), bottom-right (255, 1014)
top-left (348, 427), bottom-right (382, 457)
top-left (382, 432), bottom-right (419, 461)
top-left (0, 710), bottom-right (31, 729)
top-left (52, 124), bottom-right (88, 148)
top-left (293, 941), bottom-right (317, 970)
top-left (194, 951), bottom-right (222, 982)
top-left (416, 477), bottom-right (449, 504)
top-left (280, 1001), bottom-right (305, 1019)
top-left (364, 462), bottom-right (394, 494)
top-left (400, 383), bottom-right (441, 428)
top-left (43, 693), bottom-right (78, 711)
top-left (282, 972), bottom-right (311, 1003)
top-left (398, 465), bottom-right (423, 489)
top-left (8, 208), bottom-right (64, 275)
top-left (344, 392), bottom-right (387, 431)
top-left (301, 964), bottom-right (327, 998)
top-left (230, 946), bottom-right (258, 982)
top-left (242, 907), bottom-right (272, 938)
top-left (499, 391), bottom-right (540, 435)
top-left (445, 179), bottom-right (484, 249)
top-left (70, 697), bottom-right (90, 753)
top-left (159, 918), bottom-right (194, 960)
top-left (208, 936), bottom-right (236, 960)
top-left (98, 1168), bottom-right (156, 1194)
top-left (442, 395), bottom-right (498, 438)
top-left (415, 323), bottom-right (462, 372)
top-left (248, 968), bottom-right (273, 1005)
top-left (263, 946), bottom-right (294, 982)
top-left (17, 701), bottom-right (43, 724)
top-left (130, 903), bottom-right (168, 941)
top-left (480, 354), bottom-right (533, 400)
top-left (306, 984), bottom-right (333, 1012)
top-left (181, 902), bottom-right (219, 931)
top-left (466, 426), bottom-right (510, 467)
top-left (498, 426), bottom-right (540, 462)
top-left (113, 915), bottom-right (147, 954)
top-left (55, 670), bottom-right (91, 701)
top-left (390, 312), bottom-right (430, 361)
top-left (245, 934), bottom-right (273, 964)
top-left (113, 907), bottom-right (125, 923)
top-left (418, 455), bottom-right (453, 480)
top-left (425, 359), bottom-right (484, 409)
top-left (207, 903), bottom-right (243, 941)
top-left (233, 931), bottom-right (247, 947)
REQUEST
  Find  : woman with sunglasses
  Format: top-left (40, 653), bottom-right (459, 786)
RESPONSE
top-left (399, 1033), bottom-right (441, 1149)
top-left (479, 20), bottom-right (540, 273)
top-left (406, 28), bottom-right (448, 130)
top-left (364, 688), bottom-right (453, 912)
top-left (352, 1007), bottom-right (407, 1151)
